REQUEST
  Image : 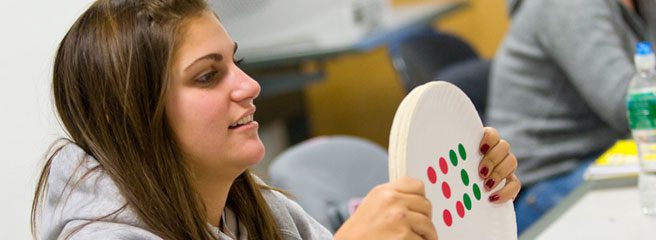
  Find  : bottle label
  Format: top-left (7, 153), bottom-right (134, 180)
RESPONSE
top-left (627, 91), bottom-right (656, 130)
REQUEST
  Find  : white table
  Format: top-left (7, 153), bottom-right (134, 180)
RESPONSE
top-left (520, 177), bottom-right (656, 240)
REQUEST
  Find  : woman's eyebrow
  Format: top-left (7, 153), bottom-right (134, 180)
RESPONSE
top-left (184, 53), bottom-right (223, 72)
top-left (183, 42), bottom-right (238, 72)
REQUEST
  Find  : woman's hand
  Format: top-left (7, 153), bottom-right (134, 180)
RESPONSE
top-left (478, 127), bottom-right (521, 203)
top-left (334, 177), bottom-right (437, 240)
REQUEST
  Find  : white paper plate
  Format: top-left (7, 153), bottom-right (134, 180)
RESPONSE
top-left (389, 81), bottom-right (517, 239)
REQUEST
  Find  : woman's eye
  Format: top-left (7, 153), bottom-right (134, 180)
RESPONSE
top-left (196, 70), bottom-right (218, 85)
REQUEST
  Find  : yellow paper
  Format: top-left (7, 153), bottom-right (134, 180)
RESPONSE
top-left (595, 140), bottom-right (638, 165)
top-left (584, 140), bottom-right (639, 180)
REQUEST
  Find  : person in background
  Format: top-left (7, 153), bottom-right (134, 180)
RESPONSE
top-left (31, 0), bottom-right (521, 239)
top-left (488, 0), bottom-right (656, 233)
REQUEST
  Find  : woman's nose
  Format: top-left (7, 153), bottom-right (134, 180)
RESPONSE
top-left (230, 67), bottom-right (261, 102)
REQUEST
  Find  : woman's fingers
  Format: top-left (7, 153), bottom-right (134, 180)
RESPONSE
top-left (406, 211), bottom-right (438, 240)
top-left (478, 127), bottom-right (502, 178)
top-left (475, 126), bottom-right (522, 204)
top-left (479, 127), bottom-right (500, 155)
top-left (391, 176), bottom-right (426, 196)
top-left (404, 194), bottom-right (432, 219)
top-left (483, 151), bottom-right (517, 191)
top-left (386, 177), bottom-right (432, 218)
top-left (488, 174), bottom-right (521, 203)
top-left (479, 140), bottom-right (510, 180)
top-left (387, 178), bottom-right (436, 239)
top-left (389, 178), bottom-right (435, 239)
top-left (336, 177), bottom-right (436, 240)
top-left (386, 208), bottom-right (436, 240)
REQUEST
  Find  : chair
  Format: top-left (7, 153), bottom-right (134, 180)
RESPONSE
top-left (389, 28), bottom-right (491, 122)
top-left (268, 135), bottom-right (388, 232)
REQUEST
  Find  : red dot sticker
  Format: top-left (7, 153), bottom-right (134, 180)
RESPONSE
top-left (427, 167), bottom-right (437, 184)
top-left (442, 181), bottom-right (451, 199)
top-left (439, 157), bottom-right (448, 174)
top-left (456, 201), bottom-right (465, 218)
top-left (443, 209), bottom-right (453, 227)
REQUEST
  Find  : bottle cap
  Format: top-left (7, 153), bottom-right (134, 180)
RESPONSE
top-left (635, 41), bottom-right (655, 71)
top-left (636, 42), bottom-right (654, 56)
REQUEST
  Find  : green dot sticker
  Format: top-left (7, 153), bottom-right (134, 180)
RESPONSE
top-left (458, 143), bottom-right (466, 161)
top-left (463, 193), bottom-right (472, 210)
top-left (449, 150), bottom-right (458, 167)
top-left (473, 183), bottom-right (481, 200)
top-left (460, 169), bottom-right (469, 186)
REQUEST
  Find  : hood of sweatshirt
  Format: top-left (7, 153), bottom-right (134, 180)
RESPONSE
top-left (36, 143), bottom-right (331, 240)
top-left (36, 143), bottom-right (161, 239)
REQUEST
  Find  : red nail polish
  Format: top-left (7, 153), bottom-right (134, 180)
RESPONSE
top-left (485, 179), bottom-right (495, 189)
top-left (480, 167), bottom-right (489, 177)
top-left (480, 144), bottom-right (490, 154)
top-left (489, 194), bottom-right (500, 202)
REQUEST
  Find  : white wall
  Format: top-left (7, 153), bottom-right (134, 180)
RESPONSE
top-left (0, 0), bottom-right (95, 238)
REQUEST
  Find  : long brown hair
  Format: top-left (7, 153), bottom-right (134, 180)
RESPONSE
top-left (31, 0), bottom-right (282, 239)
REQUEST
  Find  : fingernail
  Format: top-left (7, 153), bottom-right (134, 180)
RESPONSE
top-left (480, 144), bottom-right (490, 154)
top-left (485, 179), bottom-right (495, 190)
top-left (489, 194), bottom-right (500, 202)
top-left (479, 167), bottom-right (489, 177)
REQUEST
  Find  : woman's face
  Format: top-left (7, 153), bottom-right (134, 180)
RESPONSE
top-left (166, 11), bottom-right (264, 178)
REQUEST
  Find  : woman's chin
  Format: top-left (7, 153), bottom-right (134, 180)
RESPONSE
top-left (248, 148), bottom-right (266, 166)
top-left (241, 140), bottom-right (266, 167)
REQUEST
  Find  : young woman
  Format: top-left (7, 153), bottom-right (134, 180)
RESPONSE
top-left (32, 0), bottom-right (521, 239)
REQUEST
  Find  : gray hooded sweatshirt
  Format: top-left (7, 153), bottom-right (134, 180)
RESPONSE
top-left (36, 143), bottom-right (332, 239)
top-left (488, 0), bottom-right (656, 185)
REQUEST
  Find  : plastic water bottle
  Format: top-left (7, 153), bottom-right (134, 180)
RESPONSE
top-left (626, 41), bottom-right (656, 215)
